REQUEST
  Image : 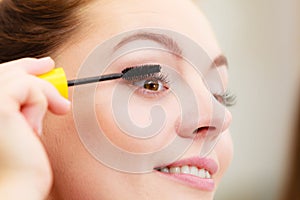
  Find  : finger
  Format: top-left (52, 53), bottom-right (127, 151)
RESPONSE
top-left (2, 74), bottom-right (70, 118)
top-left (33, 77), bottom-right (71, 115)
top-left (18, 77), bottom-right (70, 135)
top-left (0, 58), bottom-right (70, 114)
top-left (21, 87), bottom-right (48, 135)
top-left (0, 57), bottom-right (55, 75)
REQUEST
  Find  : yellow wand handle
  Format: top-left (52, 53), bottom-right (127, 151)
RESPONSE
top-left (38, 68), bottom-right (68, 99)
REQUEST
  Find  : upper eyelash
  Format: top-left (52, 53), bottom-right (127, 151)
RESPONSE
top-left (214, 91), bottom-right (236, 107)
top-left (150, 73), bottom-right (170, 84)
top-left (129, 72), bottom-right (170, 86)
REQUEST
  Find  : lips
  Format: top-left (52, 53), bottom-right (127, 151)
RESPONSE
top-left (154, 157), bottom-right (218, 191)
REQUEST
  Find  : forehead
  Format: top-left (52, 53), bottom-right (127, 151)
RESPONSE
top-left (55, 0), bottom-right (224, 78)
top-left (88, 0), bottom-right (207, 32)
top-left (85, 0), bottom-right (221, 55)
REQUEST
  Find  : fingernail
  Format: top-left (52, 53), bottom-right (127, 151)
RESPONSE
top-left (38, 56), bottom-right (52, 61)
top-left (62, 98), bottom-right (71, 109)
top-left (38, 57), bottom-right (54, 66)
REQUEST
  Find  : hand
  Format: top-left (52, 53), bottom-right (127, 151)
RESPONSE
top-left (0, 57), bottom-right (70, 200)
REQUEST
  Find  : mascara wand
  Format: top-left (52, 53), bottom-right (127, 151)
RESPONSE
top-left (39, 64), bottom-right (161, 98)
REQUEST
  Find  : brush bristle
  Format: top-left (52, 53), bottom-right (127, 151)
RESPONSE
top-left (122, 64), bottom-right (161, 81)
top-left (121, 67), bottom-right (134, 74)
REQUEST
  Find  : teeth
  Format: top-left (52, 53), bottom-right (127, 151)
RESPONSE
top-left (198, 169), bottom-right (206, 178)
top-left (205, 170), bottom-right (211, 179)
top-left (181, 165), bottom-right (190, 174)
top-left (190, 166), bottom-right (198, 176)
top-left (157, 166), bottom-right (212, 179)
top-left (161, 167), bottom-right (169, 173)
top-left (170, 167), bottom-right (181, 174)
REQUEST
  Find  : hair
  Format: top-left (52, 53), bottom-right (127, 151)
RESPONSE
top-left (0, 0), bottom-right (91, 64)
top-left (282, 92), bottom-right (300, 200)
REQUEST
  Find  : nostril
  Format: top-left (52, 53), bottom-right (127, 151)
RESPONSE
top-left (193, 127), bottom-right (216, 135)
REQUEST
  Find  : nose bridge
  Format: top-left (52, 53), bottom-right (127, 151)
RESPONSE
top-left (175, 86), bottom-right (211, 137)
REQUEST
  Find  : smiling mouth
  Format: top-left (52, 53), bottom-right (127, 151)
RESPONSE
top-left (155, 165), bottom-right (212, 179)
top-left (153, 157), bottom-right (218, 191)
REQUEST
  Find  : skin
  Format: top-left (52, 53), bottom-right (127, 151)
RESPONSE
top-left (0, 0), bottom-right (233, 200)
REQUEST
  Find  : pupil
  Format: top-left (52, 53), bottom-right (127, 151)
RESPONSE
top-left (144, 80), bottom-right (159, 91)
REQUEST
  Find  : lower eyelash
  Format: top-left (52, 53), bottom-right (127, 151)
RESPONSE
top-left (136, 85), bottom-right (170, 98)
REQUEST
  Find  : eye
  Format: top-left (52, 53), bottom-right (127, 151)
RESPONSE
top-left (141, 79), bottom-right (163, 91)
top-left (133, 78), bottom-right (168, 92)
top-left (130, 73), bottom-right (170, 97)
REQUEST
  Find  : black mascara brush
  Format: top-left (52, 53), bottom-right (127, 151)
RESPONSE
top-left (39, 64), bottom-right (161, 98)
top-left (67, 64), bottom-right (161, 86)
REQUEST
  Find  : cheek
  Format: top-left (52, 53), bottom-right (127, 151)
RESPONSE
top-left (94, 81), bottom-right (180, 153)
top-left (214, 131), bottom-right (233, 181)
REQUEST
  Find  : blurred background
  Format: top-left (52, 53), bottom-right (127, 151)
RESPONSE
top-left (195, 0), bottom-right (300, 199)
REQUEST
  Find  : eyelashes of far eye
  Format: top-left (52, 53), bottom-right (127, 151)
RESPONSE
top-left (213, 91), bottom-right (237, 107)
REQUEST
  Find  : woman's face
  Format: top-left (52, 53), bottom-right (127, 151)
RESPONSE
top-left (43, 0), bottom-right (233, 199)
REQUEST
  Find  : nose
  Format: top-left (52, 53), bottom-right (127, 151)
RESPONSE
top-left (175, 88), bottom-right (232, 140)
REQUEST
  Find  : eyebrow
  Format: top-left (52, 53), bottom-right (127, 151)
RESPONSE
top-left (115, 32), bottom-right (228, 68)
top-left (114, 32), bottom-right (183, 56)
